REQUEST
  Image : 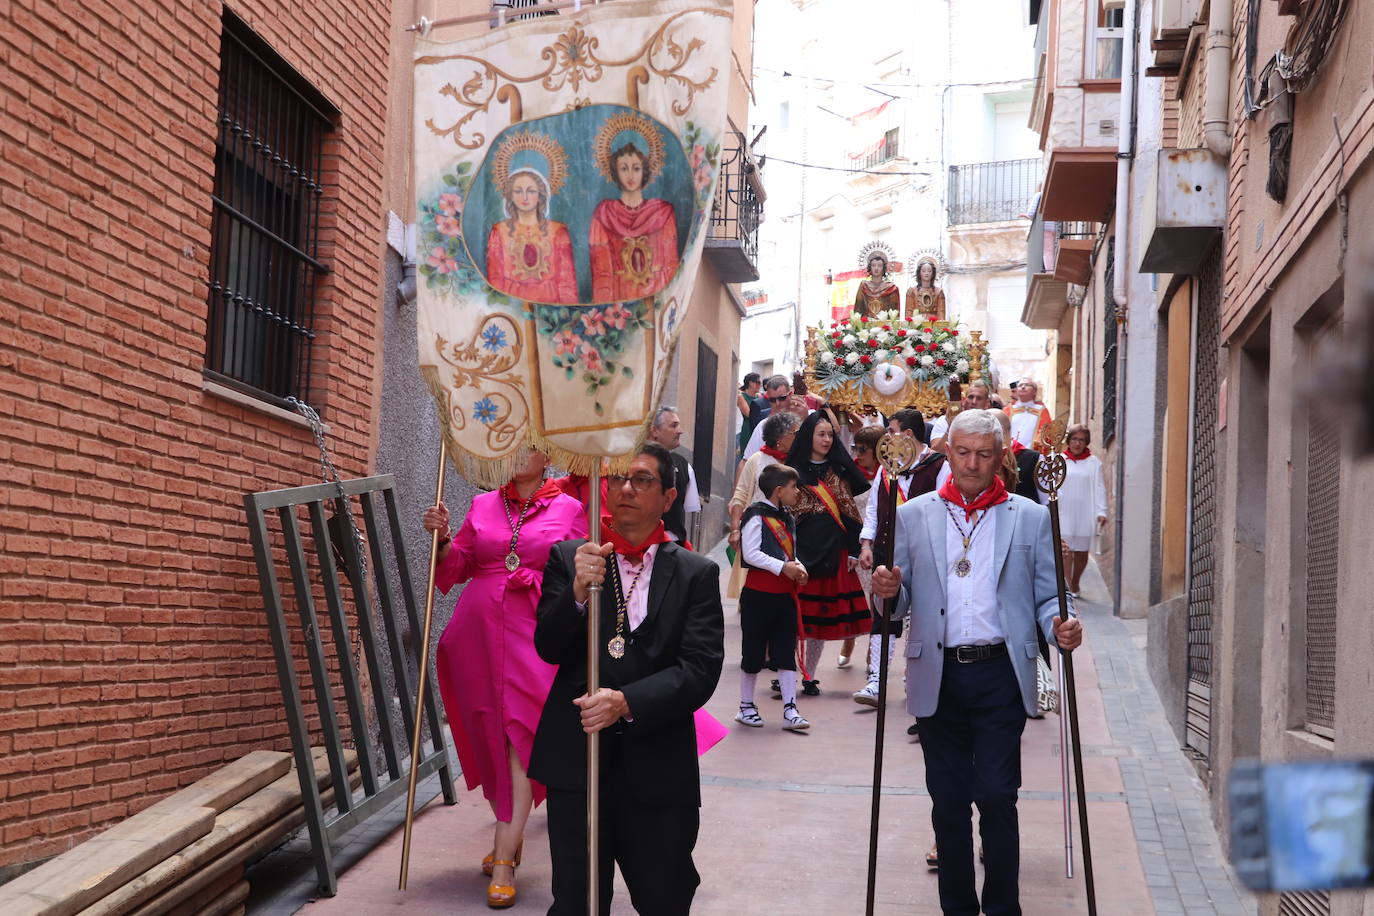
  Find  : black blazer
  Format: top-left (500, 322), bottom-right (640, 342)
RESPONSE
top-left (529, 540), bottom-right (724, 807)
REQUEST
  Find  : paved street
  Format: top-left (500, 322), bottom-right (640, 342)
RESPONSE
top-left (248, 547), bottom-right (1255, 915)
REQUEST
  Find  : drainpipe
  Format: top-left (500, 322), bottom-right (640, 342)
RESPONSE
top-left (1110, 0), bottom-right (1137, 615)
top-left (1203, 0), bottom-right (1234, 157)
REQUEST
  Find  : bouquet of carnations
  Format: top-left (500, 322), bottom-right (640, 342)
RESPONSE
top-left (812, 310), bottom-right (973, 395)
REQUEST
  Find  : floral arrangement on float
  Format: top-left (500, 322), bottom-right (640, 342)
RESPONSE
top-left (806, 310), bottom-right (987, 417)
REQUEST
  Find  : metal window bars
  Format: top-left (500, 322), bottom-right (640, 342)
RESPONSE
top-left (244, 475), bottom-right (456, 895)
top-left (947, 158), bottom-right (1040, 226)
top-left (206, 21), bottom-right (333, 404)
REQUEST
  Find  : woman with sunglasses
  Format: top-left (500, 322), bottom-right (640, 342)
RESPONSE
top-left (421, 450), bottom-right (587, 908)
top-left (785, 411), bottom-right (872, 694)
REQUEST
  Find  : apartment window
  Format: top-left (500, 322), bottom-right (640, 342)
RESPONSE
top-left (207, 12), bottom-right (335, 404)
top-left (1102, 239), bottom-right (1118, 441)
top-left (859, 128), bottom-right (900, 169)
top-left (1092, 0), bottom-right (1125, 79)
top-left (779, 101), bottom-right (790, 130)
top-left (691, 340), bottom-right (719, 500)
top-left (1304, 324), bottom-right (1341, 739)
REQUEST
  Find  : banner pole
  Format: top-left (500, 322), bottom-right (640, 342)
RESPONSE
top-left (398, 439), bottom-right (447, 890)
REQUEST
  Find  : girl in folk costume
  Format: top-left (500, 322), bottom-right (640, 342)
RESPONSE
top-left (852, 250), bottom-right (901, 318)
top-left (421, 451), bottom-right (587, 908)
top-left (785, 411), bottom-right (872, 694)
top-left (838, 424), bottom-right (886, 669)
top-left (589, 114), bottom-right (680, 302)
top-left (736, 464), bottom-right (812, 731)
top-left (1059, 423), bottom-right (1108, 596)
top-left (1005, 378), bottom-right (1052, 452)
top-left (485, 133), bottom-right (578, 304)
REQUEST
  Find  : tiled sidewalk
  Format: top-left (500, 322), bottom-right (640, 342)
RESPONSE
top-left (245, 549), bottom-right (1254, 914)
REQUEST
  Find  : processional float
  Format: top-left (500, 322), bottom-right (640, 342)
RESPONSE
top-left (803, 240), bottom-right (1095, 914)
top-left (401, 1), bottom-right (734, 907)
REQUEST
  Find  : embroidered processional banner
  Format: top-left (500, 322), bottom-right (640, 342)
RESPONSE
top-left (413, 0), bottom-right (732, 486)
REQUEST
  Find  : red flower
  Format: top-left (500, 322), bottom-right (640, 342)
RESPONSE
top-left (882, 324), bottom-right (891, 331)
top-left (915, 343), bottom-right (926, 352)
top-left (897, 329), bottom-right (908, 337)
top-left (860, 354), bottom-right (872, 365)
top-left (949, 329), bottom-right (959, 336)
top-left (906, 356), bottom-right (917, 367)
top-left (936, 358), bottom-right (946, 367)
top-left (860, 316), bottom-right (870, 323)
top-left (867, 339), bottom-right (879, 348)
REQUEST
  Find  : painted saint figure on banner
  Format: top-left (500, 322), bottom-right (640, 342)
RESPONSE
top-left (485, 132), bottom-right (578, 304)
top-left (590, 113), bottom-right (680, 302)
top-left (905, 256), bottom-right (947, 322)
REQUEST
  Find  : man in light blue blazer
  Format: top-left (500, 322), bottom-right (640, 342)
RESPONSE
top-left (873, 409), bottom-right (1082, 915)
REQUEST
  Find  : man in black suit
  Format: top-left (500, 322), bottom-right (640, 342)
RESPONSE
top-left (530, 440), bottom-right (725, 915)
top-left (648, 407), bottom-right (700, 545)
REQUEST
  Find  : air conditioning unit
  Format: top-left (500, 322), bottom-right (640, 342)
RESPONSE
top-left (1139, 148), bottom-right (1226, 273)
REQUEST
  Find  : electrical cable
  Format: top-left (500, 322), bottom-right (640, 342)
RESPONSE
top-left (762, 155), bottom-right (934, 177)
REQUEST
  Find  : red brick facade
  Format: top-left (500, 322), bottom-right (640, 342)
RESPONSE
top-left (0, 0), bottom-right (389, 867)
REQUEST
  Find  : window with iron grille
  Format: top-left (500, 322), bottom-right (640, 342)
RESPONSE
top-left (1101, 239), bottom-right (1118, 443)
top-left (206, 12), bottom-right (335, 405)
top-left (860, 128), bottom-right (900, 170)
top-left (1304, 327), bottom-right (1341, 739)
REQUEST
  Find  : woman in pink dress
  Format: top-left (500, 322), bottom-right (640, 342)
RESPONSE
top-left (422, 450), bottom-right (586, 908)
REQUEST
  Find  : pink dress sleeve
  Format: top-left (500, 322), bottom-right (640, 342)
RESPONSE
top-left (434, 514), bottom-right (478, 594)
top-left (552, 225), bottom-right (577, 304)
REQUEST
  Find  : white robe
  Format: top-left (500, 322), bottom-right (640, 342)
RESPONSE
top-left (1058, 454), bottom-right (1107, 551)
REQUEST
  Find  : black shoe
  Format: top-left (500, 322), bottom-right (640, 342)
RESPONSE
top-left (801, 679), bottom-right (821, 696)
top-left (770, 679), bottom-right (782, 698)
top-left (907, 721), bottom-right (920, 736)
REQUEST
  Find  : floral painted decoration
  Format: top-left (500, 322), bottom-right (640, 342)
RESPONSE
top-left (534, 301), bottom-right (653, 415)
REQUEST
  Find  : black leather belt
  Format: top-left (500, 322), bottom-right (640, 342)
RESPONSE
top-left (944, 643), bottom-right (1008, 664)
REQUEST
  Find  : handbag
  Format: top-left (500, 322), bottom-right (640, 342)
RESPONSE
top-left (1035, 655), bottom-right (1059, 715)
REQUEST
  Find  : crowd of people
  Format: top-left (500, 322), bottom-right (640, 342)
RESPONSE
top-left (417, 367), bottom-right (1102, 913)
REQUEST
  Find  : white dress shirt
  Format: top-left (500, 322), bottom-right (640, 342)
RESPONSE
top-left (942, 500), bottom-right (1004, 646)
top-left (929, 414), bottom-right (949, 445)
top-left (613, 544), bottom-right (658, 631)
top-left (740, 498), bottom-right (787, 576)
top-left (859, 453), bottom-right (952, 542)
top-left (1007, 401), bottom-right (1047, 449)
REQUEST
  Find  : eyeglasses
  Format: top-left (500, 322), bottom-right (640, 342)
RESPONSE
top-left (607, 473), bottom-right (662, 492)
top-left (766, 394), bottom-right (790, 404)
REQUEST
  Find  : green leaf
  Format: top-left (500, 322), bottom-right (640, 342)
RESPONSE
top-left (565, 366), bottom-right (574, 379)
top-left (456, 162), bottom-right (473, 175)
top-left (621, 366), bottom-right (633, 378)
top-left (595, 402), bottom-right (604, 415)
top-left (442, 174), bottom-right (458, 186)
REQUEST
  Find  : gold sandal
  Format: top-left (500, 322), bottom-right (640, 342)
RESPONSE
top-left (482, 842), bottom-right (523, 876)
top-left (487, 859), bottom-right (519, 909)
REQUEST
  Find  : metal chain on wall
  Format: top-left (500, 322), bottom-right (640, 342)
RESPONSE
top-left (1184, 252), bottom-right (1223, 765)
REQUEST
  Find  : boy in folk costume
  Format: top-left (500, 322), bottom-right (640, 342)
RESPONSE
top-left (736, 464), bottom-right (812, 731)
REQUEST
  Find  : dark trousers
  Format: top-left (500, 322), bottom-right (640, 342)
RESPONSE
top-left (545, 778), bottom-right (700, 915)
top-left (917, 656), bottom-right (1028, 916)
top-left (739, 588), bottom-right (797, 673)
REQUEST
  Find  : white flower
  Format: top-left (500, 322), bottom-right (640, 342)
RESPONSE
top-left (842, 334), bottom-right (857, 347)
top-left (956, 358), bottom-right (970, 372)
top-left (845, 352), bottom-right (860, 366)
top-left (820, 351), bottom-right (835, 364)
top-left (902, 346), bottom-right (915, 359)
top-left (921, 355), bottom-right (935, 367)
top-left (858, 329), bottom-right (871, 342)
top-left (942, 340), bottom-right (956, 353)
top-left (875, 349), bottom-right (889, 361)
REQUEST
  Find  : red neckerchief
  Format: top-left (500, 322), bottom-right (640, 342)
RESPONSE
top-left (602, 520), bottom-right (670, 563)
top-left (857, 464), bottom-right (879, 481)
top-left (1065, 448), bottom-right (1093, 462)
top-left (1010, 440), bottom-right (1026, 456)
top-left (938, 475), bottom-right (1009, 521)
top-left (761, 445), bottom-right (789, 463)
top-left (500, 479), bottom-right (563, 505)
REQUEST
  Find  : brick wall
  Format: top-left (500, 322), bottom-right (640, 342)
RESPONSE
top-left (0, 0), bottom-right (389, 868)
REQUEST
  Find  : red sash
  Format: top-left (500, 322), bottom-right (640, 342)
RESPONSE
top-left (761, 515), bottom-right (795, 559)
top-left (884, 472), bottom-right (908, 507)
top-left (807, 478), bottom-right (846, 529)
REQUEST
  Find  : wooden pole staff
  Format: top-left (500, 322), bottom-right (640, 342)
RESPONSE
top-left (864, 434), bottom-right (919, 916)
top-left (1034, 421), bottom-right (1097, 913)
top-left (399, 440), bottom-right (447, 890)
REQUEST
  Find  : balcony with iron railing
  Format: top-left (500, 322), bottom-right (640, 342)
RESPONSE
top-left (946, 158), bottom-right (1040, 226)
top-left (704, 131), bottom-right (764, 283)
top-left (1022, 214), bottom-right (1099, 330)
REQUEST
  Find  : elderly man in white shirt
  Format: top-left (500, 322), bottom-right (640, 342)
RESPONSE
top-left (930, 380), bottom-right (993, 453)
top-left (872, 409), bottom-right (1082, 916)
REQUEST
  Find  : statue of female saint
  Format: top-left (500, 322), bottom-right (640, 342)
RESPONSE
top-left (852, 251), bottom-right (900, 318)
top-left (589, 115), bottom-right (679, 302)
top-left (905, 257), bottom-right (947, 322)
top-left (486, 133), bottom-right (577, 304)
